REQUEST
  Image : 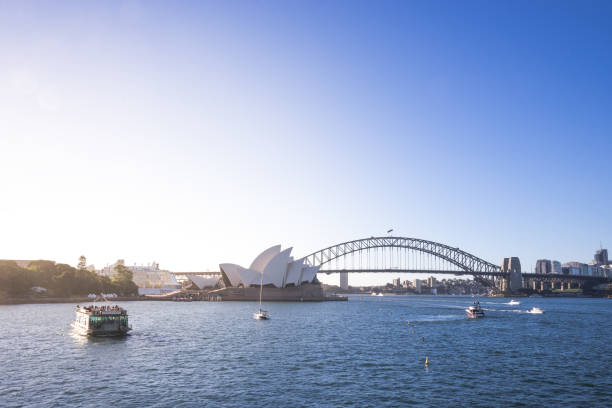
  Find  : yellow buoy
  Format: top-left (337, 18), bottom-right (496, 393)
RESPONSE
top-left (425, 357), bottom-right (429, 365)
top-left (421, 337), bottom-right (425, 342)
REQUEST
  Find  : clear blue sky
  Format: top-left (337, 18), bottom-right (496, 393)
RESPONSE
top-left (1, 1), bottom-right (610, 285)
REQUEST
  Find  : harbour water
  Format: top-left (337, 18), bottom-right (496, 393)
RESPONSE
top-left (1, 296), bottom-right (611, 407)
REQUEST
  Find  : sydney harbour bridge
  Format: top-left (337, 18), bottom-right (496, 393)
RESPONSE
top-left (298, 236), bottom-right (610, 291)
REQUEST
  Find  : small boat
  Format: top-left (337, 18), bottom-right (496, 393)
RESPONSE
top-left (508, 299), bottom-right (520, 305)
top-left (72, 304), bottom-right (131, 336)
top-left (527, 307), bottom-right (544, 314)
top-left (253, 309), bottom-right (270, 320)
top-left (465, 300), bottom-right (485, 318)
top-left (254, 269), bottom-right (270, 320)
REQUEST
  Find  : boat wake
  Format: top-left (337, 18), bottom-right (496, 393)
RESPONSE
top-left (410, 315), bottom-right (464, 322)
top-left (506, 300), bottom-right (520, 305)
top-left (496, 307), bottom-right (544, 314)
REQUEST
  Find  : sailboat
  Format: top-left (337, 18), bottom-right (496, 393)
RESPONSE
top-left (253, 270), bottom-right (270, 320)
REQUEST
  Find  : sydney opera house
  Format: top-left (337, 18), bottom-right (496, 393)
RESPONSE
top-left (219, 245), bottom-right (319, 288)
top-left (209, 245), bottom-right (342, 301)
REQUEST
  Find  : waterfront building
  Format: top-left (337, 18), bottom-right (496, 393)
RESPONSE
top-left (563, 262), bottom-right (591, 276)
top-left (413, 279), bottom-right (422, 293)
top-left (588, 264), bottom-right (606, 277)
top-left (219, 245), bottom-right (320, 288)
top-left (99, 260), bottom-right (180, 294)
top-left (551, 261), bottom-right (562, 274)
top-left (427, 276), bottom-right (437, 288)
top-left (392, 277), bottom-right (401, 288)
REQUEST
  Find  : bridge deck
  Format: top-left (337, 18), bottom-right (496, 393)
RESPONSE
top-left (319, 269), bottom-right (609, 281)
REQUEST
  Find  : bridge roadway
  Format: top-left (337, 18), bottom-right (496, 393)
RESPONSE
top-left (319, 269), bottom-right (501, 277)
top-left (319, 269), bottom-right (610, 282)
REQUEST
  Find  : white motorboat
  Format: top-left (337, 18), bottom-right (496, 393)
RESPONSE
top-left (466, 300), bottom-right (485, 318)
top-left (508, 300), bottom-right (520, 305)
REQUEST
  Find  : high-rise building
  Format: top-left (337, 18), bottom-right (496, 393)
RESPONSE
top-left (392, 277), bottom-right (401, 288)
top-left (594, 249), bottom-right (609, 266)
top-left (535, 259), bottom-right (552, 274)
top-left (551, 261), bottom-right (562, 274)
top-left (562, 263), bottom-right (581, 275)
top-left (564, 261), bottom-right (589, 275)
top-left (427, 276), bottom-right (437, 288)
top-left (413, 279), bottom-right (422, 293)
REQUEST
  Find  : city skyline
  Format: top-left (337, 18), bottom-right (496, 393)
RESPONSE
top-left (1, 1), bottom-right (611, 286)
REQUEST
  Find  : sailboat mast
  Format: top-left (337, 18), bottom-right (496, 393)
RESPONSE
top-left (259, 271), bottom-right (264, 309)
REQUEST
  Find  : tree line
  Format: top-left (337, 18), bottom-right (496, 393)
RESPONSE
top-left (0, 256), bottom-right (138, 298)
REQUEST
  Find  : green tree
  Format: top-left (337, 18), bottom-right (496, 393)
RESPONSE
top-left (0, 261), bottom-right (31, 296)
top-left (52, 264), bottom-right (77, 297)
top-left (112, 264), bottom-right (138, 296)
top-left (77, 255), bottom-right (87, 271)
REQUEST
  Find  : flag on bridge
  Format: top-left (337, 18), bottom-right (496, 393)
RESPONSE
top-left (387, 229), bottom-right (393, 233)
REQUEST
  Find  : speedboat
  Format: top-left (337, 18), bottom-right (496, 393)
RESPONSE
top-left (253, 309), bottom-right (270, 320)
top-left (508, 299), bottom-right (520, 305)
top-left (465, 301), bottom-right (485, 318)
top-left (527, 307), bottom-right (544, 314)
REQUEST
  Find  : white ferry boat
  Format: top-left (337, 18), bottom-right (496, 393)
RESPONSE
top-left (72, 305), bottom-right (131, 336)
top-left (465, 300), bottom-right (485, 318)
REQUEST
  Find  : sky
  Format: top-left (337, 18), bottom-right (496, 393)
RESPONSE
top-left (1, 0), bottom-right (611, 286)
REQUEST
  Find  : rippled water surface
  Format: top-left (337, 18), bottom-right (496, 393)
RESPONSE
top-left (1, 296), bottom-right (611, 407)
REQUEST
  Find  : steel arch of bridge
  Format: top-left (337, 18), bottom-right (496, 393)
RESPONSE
top-left (300, 236), bottom-right (502, 275)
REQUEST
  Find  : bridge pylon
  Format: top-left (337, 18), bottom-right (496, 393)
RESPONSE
top-left (339, 272), bottom-right (349, 290)
top-left (500, 257), bottom-right (522, 292)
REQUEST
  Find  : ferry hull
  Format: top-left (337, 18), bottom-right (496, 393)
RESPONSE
top-left (71, 323), bottom-right (131, 337)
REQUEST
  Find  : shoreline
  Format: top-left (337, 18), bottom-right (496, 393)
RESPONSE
top-left (0, 297), bottom-right (148, 305)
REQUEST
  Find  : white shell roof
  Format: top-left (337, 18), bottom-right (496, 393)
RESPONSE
top-left (249, 245), bottom-right (281, 272)
top-left (220, 245), bottom-right (319, 288)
